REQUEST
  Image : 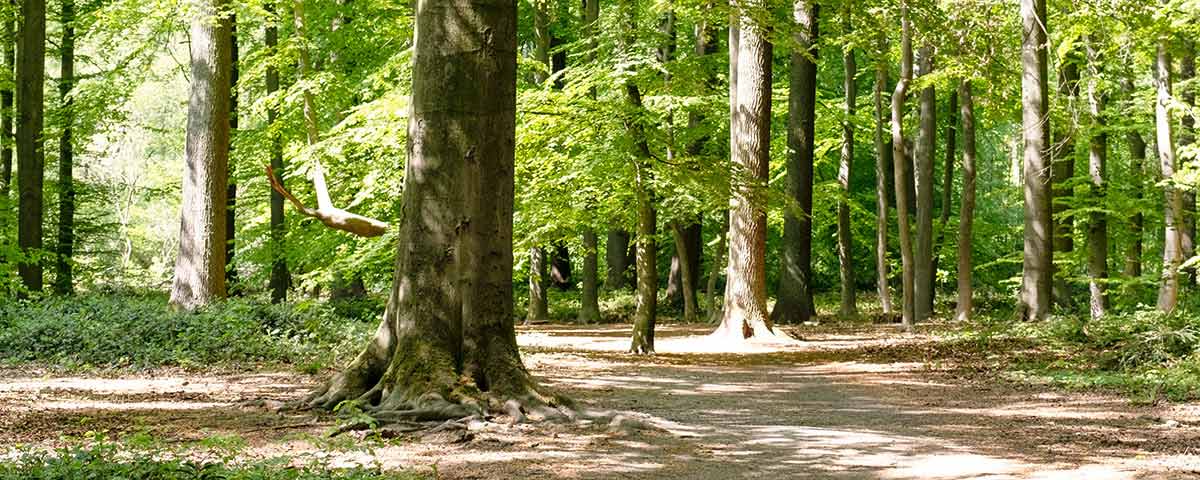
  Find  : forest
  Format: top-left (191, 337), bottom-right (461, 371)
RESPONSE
top-left (1, 0), bottom-right (1200, 477)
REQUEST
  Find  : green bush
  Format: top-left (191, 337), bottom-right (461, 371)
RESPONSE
top-left (0, 293), bottom-right (377, 370)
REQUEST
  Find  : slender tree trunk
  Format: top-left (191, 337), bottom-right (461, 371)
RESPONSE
top-left (169, 0), bottom-right (231, 310)
top-left (836, 4), bottom-right (857, 318)
top-left (772, 0), bottom-right (817, 326)
top-left (1018, 0), bottom-right (1052, 321)
top-left (527, 247), bottom-right (549, 323)
top-left (605, 228), bottom-right (632, 289)
top-left (53, 0), bottom-right (75, 295)
top-left (266, 1), bottom-right (289, 304)
top-left (225, 14), bottom-right (239, 291)
top-left (892, 0), bottom-right (915, 329)
top-left (671, 222), bottom-right (699, 323)
top-left (1, 19), bottom-right (12, 202)
top-left (716, 0), bottom-right (776, 341)
top-left (913, 45), bottom-right (936, 321)
top-left (1122, 76), bottom-right (1146, 279)
top-left (16, 0), bottom-right (46, 293)
top-left (954, 80), bottom-right (977, 321)
top-left (1181, 41), bottom-right (1196, 284)
top-left (1155, 42), bottom-right (1181, 312)
top-left (1051, 57), bottom-right (1079, 305)
top-left (665, 221), bottom-right (700, 307)
top-left (577, 229), bottom-right (601, 323)
top-left (931, 90), bottom-right (956, 299)
top-left (707, 216), bottom-right (727, 321)
top-left (1085, 39), bottom-right (1108, 319)
top-left (872, 41), bottom-right (893, 317)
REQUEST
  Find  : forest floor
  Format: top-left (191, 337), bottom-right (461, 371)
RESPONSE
top-left (3, 323), bottom-right (1200, 479)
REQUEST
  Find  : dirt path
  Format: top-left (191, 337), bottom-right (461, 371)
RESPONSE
top-left (3, 324), bottom-right (1200, 479)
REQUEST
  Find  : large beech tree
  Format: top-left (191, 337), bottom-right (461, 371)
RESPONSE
top-left (1018, 0), bottom-right (1052, 321)
top-left (306, 0), bottom-right (565, 421)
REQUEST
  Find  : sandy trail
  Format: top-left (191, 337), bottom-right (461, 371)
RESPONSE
top-left (2, 324), bottom-right (1199, 479)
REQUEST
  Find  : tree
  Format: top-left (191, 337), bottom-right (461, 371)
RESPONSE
top-left (714, 0), bottom-right (777, 341)
top-left (624, 0), bottom-right (659, 355)
top-left (1, 18), bottom-right (12, 208)
top-left (527, 247), bottom-right (550, 323)
top-left (1181, 41), bottom-right (1195, 284)
top-left (872, 35), bottom-right (893, 318)
top-left (914, 44), bottom-right (936, 321)
top-left (169, 0), bottom-right (231, 310)
top-left (954, 79), bottom-right (976, 321)
top-left (54, 0), bottom-right (75, 295)
top-left (772, 0), bottom-right (817, 326)
top-left (1085, 38), bottom-right (1108, 319)
top-left (1155, 41), bottom-right (1181, 312)
top-left (306, 0), bottom-right (566, 422)
top-left (1018, 0), bottom-right (1051, 321)
top-left (576, 0), bottom-right (602, 325)
top-left (1051, 55), bottom-right (1079, 305)
top-left (16, 0), bottom-right (46, 293)
top-left (892, 0), bottom-right (915, 329)
top-left (669, 221), bottom-right (700, 323)
top-left (605, 229), bottom-right (633, 289)
top-left (1122, 76), bottom-right (1146, 279)
top-left (266, 0), bottom-right (289, 304)
top-left (225, 13), bottom-right (239, 291)
top-left (836, 1), bottom-right (857, 318)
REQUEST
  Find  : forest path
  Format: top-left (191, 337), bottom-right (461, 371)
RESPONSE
top-left (1, 324), bottom-right (1199, 479)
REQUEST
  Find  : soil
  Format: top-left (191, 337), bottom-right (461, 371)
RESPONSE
top-left (3, 323), bottom-right (1200, 479)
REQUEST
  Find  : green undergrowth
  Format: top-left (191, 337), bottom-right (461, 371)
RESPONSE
top-left (0, 440), bottom-right (427, 480)
top-left (0, 292), bottom-right (377, 372)
top-left (943, 306), bottom-right (1200, 402)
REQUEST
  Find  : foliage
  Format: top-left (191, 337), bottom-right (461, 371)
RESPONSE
top-left (0, 292), bottom-right (376, 371)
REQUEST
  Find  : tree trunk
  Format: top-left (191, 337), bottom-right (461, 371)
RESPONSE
top-left (1123, 77), bottom-right (1146, 279)
top-left (1018, 0), bottom-right (1052, 321)
top-left (836, 4), bottom-right (857, 318)
top-left (577, 228), bottom-right (601, 323)
top-left (169, 0), bottom-right (231, 310)
top-left (307, 0), bottom-right (557, 419)
top-left (1181, 41), bottom-right (1196, 284)
top-left (1085, 39), bottom-right (1108, 319)
top-left (266, 0), bottom-right (289, 304)
top-left (772, 0), bottom-right (817, 326)
top-left (550, 242), bottom-right (571, 290)
top-left (913, 45), bottom-right (936, 322)
top-left (1051, 56), bottom-right (1079, 305)
top-left (671, 222), bottom-right (699, 323)
top-left (873, 39), bottom-right (893, 317)
top-left (707, 216), bottom-right (727, 321)
top-left (954, 80), bottom-right (977, 322)
top-left (1155, 42), bottom-right (1181, 312)
top-left (891, 0), bottom-right (915, 329)
top-left (225, 14), bottom-right (239, 291)
top-left (931, 90), bottom-right (956, 301)
top-left (715, 0), bottom-right (777, 341)
top-left (16, 0), bottom-right (46, 293)
top-left (665, 220), bottom-right (700, 307)
top-left (605, 228), bottom-right (633, 289)
top-left (1, 19), bottom-right (12, 203)
top-left (527, 247), bottom-right (549, 323)
top-left (54, 0), bottom-right (75, 295)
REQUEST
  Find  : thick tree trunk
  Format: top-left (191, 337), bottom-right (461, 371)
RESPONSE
top-left (266, 1), bottom-right (289, 304)
top-left (170, 0), bottom-right (231, 310)
top-left (309, 0), bottom-right (557, 420)
top-left (527, 247), bottom-right (549, 323)
top-left (1085, 40), bottom-right (1108, 319)
top-left (54, 0), bottom-right (75, 295)
top-left (1155, 42), bottom-right (1181, 312)
top-left (1123, 77), bottom-right (1146, 279)
top-left (836, 5), bottom-right (857, 318)
top-left (1181, 41), bottom-right (1196, 284)
top-left (891, 0), bottom-right (915, 329)
top-left (715, 0), bottom-right (777, 341)
top-left (16, 0), bottom-right (46, 293)
top-left (913, 45), bottom-right (935, 322)
top-left (550, 242), bottom-right (571, 290)
top-left (1051, 57), bottom-right (1079, 305)
top-left (872, 41), bottom-right (893, 317)
top-left (225, 15), bottom-right (239, 291)
top-left (954, 80), bottom-right (976, 322)
top-left (577, 229), bottom-right (601, 323)
top-left (1018, 0), bottom-right (1052, 321)
top-left (772, 0), bottom-right (817, 326)
top-left (605, 228), bottom-right (633, 289)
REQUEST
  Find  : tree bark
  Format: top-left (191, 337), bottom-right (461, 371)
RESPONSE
top-left (665, 221), bottom-right (700, 307)
top-left (1051, 56), bottom-right (1079, 305)
top-left (54, 0), bottom-right (75, 295)
top-left (1085, 39), bottom-right (1107, 319)
top-left (550, 242), bottom-right (571, 290)
top-left (577, 229), bottom-right (601, 323)
top-left (1122, 77), bottom-right (1146, 279)
top-left (1181, 41), bottom-right (1196, 284)
top-left (169, 0), bottom-right (231, 309)
top-left (605, 228), bottom-right (633, 289)
top-left (16, 0), bottom-right (46, 293)
top-left (1, 18), bottom-right (12, 203)
top-left (954, 80), bottom-right (976, 322)
top-left (931, 90), bottom-right (956, 302)
top-left (873, 39), bottom-right (893, 317)
top-left (772, 0), bottom-right (817, 326)
top-left (715, 0), bottom-right (776, 341)
top-left (266, 0), bottom-right (289, 304)
top-left (1155, 42), bottom-right (1181, 312)
top-left (836, 3), bottom-right (857, 318)
top-left (671, 221), bottom-right (699, 323)
top-left (225, 14), bottom-right (239, 291)
top-left (892, 0), bottom-right (915, 328)
top-left (707, 217), bottom-right (727, 321)
top-left (913, 45), bottom-right (935, 322)
top-left (1018, 0), bottom-right (1052, 321)
top-left (527, 247), bottom-right (549, 323)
